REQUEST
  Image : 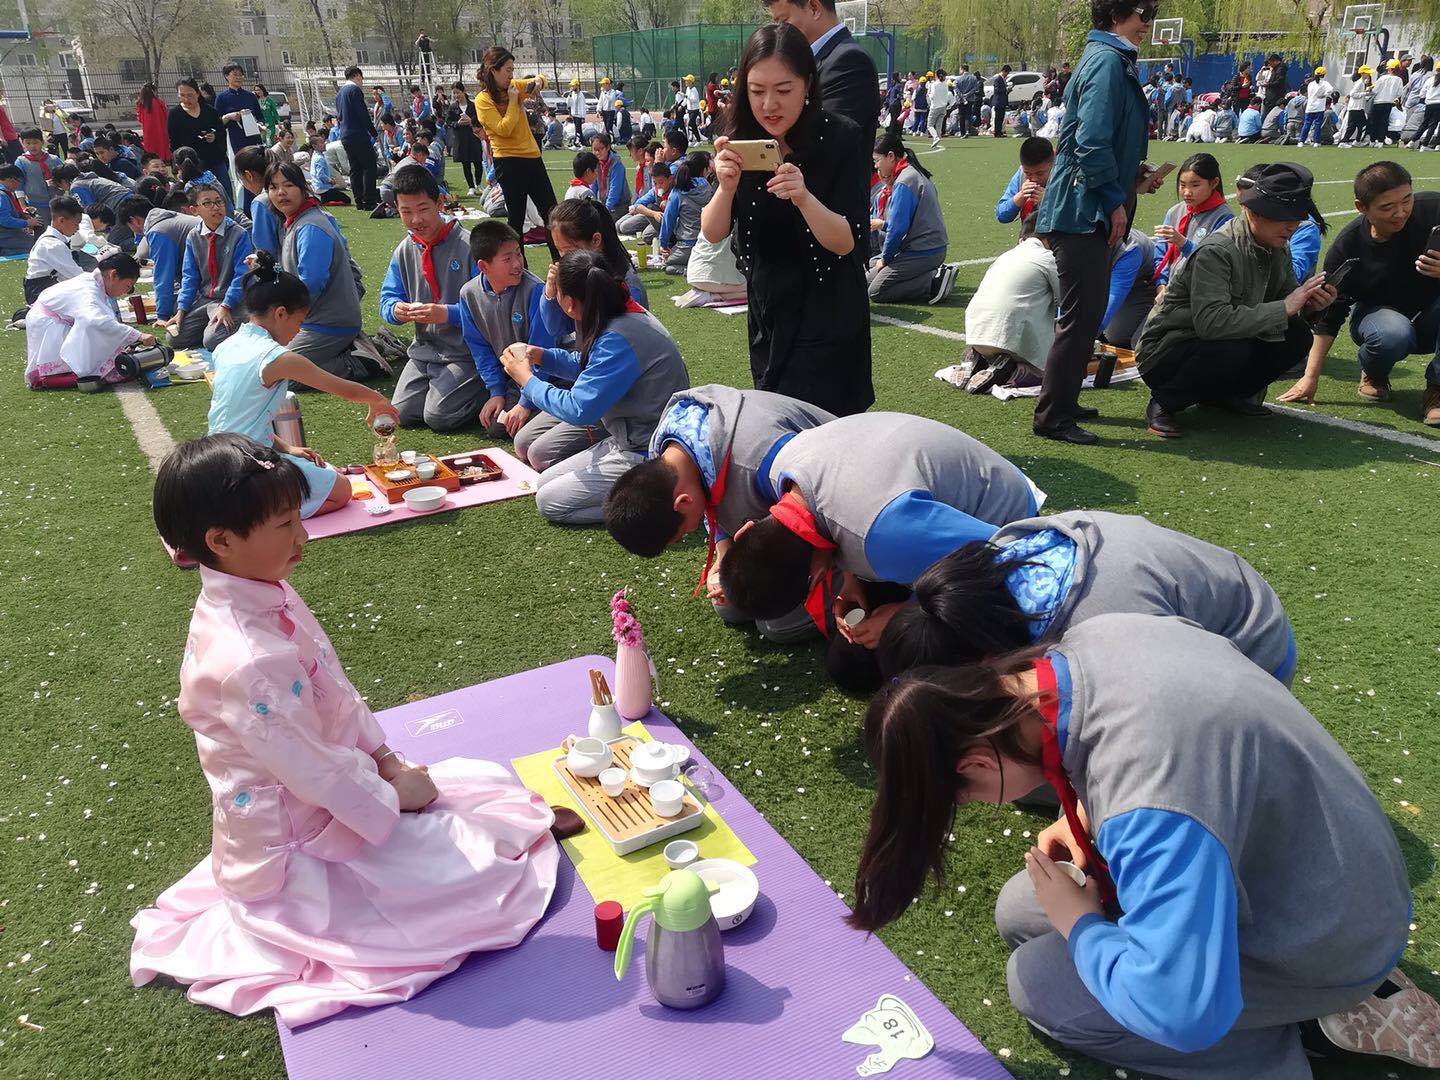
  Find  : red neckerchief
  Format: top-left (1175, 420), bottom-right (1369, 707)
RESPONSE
top-left (569, 178), bottom-right (589, 188)
top-left (1151, 189), bottom-right (1225, 282)
top-left (283, 198), bottom-right (319, 230)
top-left (206, 230), bottom-right (219, 297)
top-left (623, 297), bottom-right (646, 314)
top-left (409, 219), bottom-right (456, 302)
top-left (876, 162), bottom-right (908, 219)
top-left (769, 495), bottom-right (838, 635)
top-left (6, 190), bottom-right (24, 218)
top-left (635, 165), bottom-right (647, 195)
top-left (24, 152), bottom-right (51, 181)
top-left (693, 453), bottom-right (731, 599)
top-left (1033, 657), bottom-right (1117, 907)
top-left (598, 154), bottom-right (615, 192)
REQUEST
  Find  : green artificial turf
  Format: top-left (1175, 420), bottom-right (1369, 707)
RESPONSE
top-left (1, 138), bottom-right (1438, 1080)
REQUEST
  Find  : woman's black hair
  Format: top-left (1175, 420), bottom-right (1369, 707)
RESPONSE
top-left (153, 433), bottom-right (309, 568)
top-left (1177, 151), bottom-right (1223, 194)
top-left (171, 146), bottom-right (203, 182)
top-left (1090, 0), bottom-right (1140, 30)
top-left (671, 150), bottom-right (708, 192)
top-left (849, 656), bottom-right (1045, 934)
top-left (873, 130), bottom-right (932, 180)
top-left (242, 249), bottom-right (311, 315)
top-left (876, 541), bottom-right (1039, 678)
top-left (263, 160), bottom-right (313, 201)
top-left (717, 22), bottom-right (823, 157)
top-left (554, 249), bottom-right (629, 370)
top-left (548, 198), bottom-right (635, 283)
top-left (176, 76), bottom-right (200, 94)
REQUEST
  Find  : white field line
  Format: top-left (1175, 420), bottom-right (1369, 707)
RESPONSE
top-left (114, 383), bottom-right (177, 471)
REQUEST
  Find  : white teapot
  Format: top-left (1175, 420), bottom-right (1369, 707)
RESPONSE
top-left (629, 741), bottom-right (690, 786)
top-left (565, 736), bottom-right (614, 778)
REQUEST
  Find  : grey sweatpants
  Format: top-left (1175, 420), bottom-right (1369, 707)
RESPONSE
top-left (171, 301), bottom-right (243, 351)
top-left (289, 327), bottom-right (367, 380)
top-left (713, 598), bottom-right (817, 644)
top-left (617, 213), bottom-right (656, 241)
top-left (995, 870), bottom-right (1382, 1079)
top-left (514, 411), bottom-right (608, 472)
top-left (392, 355), bottom-right (487, 433)
top-left (534, 438), bottom-right (641, 524)
top-left (867, 249), bottom-right (946, 303)
top-left (663, 243), bottom-right (693, 275)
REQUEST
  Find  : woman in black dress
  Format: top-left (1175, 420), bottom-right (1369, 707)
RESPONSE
top-left (702, 22), bottom-right (873, 417)
top-left (448, 82), bottom-right (486, 196)
top-left (167, 78), bottom-right (231, 205)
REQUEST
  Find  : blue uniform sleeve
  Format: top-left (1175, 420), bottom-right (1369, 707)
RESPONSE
top-left (882, 183), bottom-right (918, 264)
top-left (251, 204), bottom-right (279, 257)
top-left (148, 232), bottom-right (182, 321)
top-left (659, 195), bottom-right (681, 249)
top-left (175, 239), bottom-right (199, 314)
top-left (1289, 222), bottom-right (1320, 281)
top-left (71, 182), bottom-right (95, 209)
top-left (636, 190), bottom-right (657, 210)
top-left (606, 160), bottom-right (627, 211)
top-left (223, 231), bottom-right (254, 310)
top-left (539, 292), bottom-right (575, 339)
top-left (863, 491), bottom-right (1002, 585)
top-left (292, 224), bottom-right (334, 300)
top-left (379, 256), bottom-right (409, 325)
top-left (455, 299), bottom-right (507, 395)
top-left (527, 286), bottom-right (556, 349)
top-left (995, 168), bottom-right (1023, 223)
top-left (0, 197), bottom-right (27, 229)
top-left (520, 332), bottom-right (640, 426)
top-left (534, 345), bottom-right (583, 382)
top-left (1101, 244), bottom-right (1143, 328)
top-left (1068, 809), bottom-right (1242, 1054)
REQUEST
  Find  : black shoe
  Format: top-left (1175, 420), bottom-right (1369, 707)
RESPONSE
top-left (1034, 420), bottom-right (1098, 445)
top-left (1216, 397), bottom-right (1272, 417)
top-left (1146, 398), bottom-right (1183, 437)
top-left (1072, 405), bottom-right (1100, 421)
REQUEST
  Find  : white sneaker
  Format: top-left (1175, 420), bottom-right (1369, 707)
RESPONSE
top-left (467, 187), bottom-right (477, 196)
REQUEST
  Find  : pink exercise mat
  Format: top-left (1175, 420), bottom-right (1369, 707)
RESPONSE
top-left (276, 656), bottom-right (1012, 1080)
top-left (303, 447), bottom-right (539, 540)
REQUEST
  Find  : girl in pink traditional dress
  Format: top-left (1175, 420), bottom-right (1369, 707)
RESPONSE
top-left (132, 433), bottom-right (560, 1027)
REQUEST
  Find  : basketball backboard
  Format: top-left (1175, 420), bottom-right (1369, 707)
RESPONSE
top-left (1151, 17), bottom-right (1184, 46)
top-left (1341, 3), bottom-right (1385, 35)
top-left (836, 0), bottom-right (868, 35)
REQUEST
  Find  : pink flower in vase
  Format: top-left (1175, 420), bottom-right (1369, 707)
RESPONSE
top-left (610, 589), bottom-right (632, 616)
top-left (612, 611), bottom-right (644, 649)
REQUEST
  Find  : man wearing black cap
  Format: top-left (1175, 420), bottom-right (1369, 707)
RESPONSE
top-left (1135, 162), bottom-right (1336, 438)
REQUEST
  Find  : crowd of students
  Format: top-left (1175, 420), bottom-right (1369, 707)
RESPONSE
top-left (10, 6), bottom-right (1440, 1075)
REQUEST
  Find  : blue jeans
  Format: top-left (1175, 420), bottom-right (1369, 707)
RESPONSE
top-left (1350, 299), bottom-right (1440, 386)
top-left (1300, 111), bottom-right (1324, 144)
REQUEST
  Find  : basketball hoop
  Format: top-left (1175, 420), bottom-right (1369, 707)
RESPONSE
top-left (1151, 17), bottom-right (1183, 47)
top-left (836, 0), bottom-right (867, 36)
top-left (1341, 4), bottom-right (1384, 37)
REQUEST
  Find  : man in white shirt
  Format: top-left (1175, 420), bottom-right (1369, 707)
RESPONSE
top-left (24, 196), bottom-right (87, 303)
top-left (683, 75), bottom-right (702, 141)
top-left (567, 80), bottom-right (587, 128)
top-left (1371, 59), bottom-right (1405, 143)
top-left (598, 78), bottom-right (617, 136)
top-left (926, 72), bottom-right (953, 147)
top-left (1301, 67), bottom-right (1334, 145)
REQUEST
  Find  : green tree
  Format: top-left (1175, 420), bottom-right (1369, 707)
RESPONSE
top-left (696, 0), bottom-right (756, 24)
top-left (941, 0), bottom-right (1063, 67)
top-left (60, 0), bottom-right (236, 82)
top-left (1209, 0), bottom-right (1337, 58)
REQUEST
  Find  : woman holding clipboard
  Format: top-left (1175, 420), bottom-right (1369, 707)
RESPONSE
top-left (475, 47), bottom-right (559, 259)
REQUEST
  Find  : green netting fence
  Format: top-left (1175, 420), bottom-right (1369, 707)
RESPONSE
top-left (591, 23), bottom-right (949, 110)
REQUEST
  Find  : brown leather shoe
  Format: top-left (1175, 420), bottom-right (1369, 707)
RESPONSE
top-left (1359, 372), bottom-right (1392, 401)
top-left (1423, 383), bottom-right (1440, 426)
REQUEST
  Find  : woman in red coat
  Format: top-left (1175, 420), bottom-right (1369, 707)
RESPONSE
top-left (135, 83), bottom-right (170, 160)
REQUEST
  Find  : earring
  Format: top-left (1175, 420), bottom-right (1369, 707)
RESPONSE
top-left (804, 95), bottom-right (810, 105)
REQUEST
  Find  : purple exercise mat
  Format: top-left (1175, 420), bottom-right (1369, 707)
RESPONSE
top-left (278, 656), bottom-right (1011, 1080)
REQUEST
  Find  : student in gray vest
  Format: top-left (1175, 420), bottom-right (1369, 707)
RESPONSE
top-left (657, 154), bottom-right (713, 275)
top-left (604, 384), bottom-right (836, 642)
top-left (381, 169), bottom-right (478, 432)
top-left (54, 164), bottom-right (136, 219)
top-left (268, 162), bottom-right (379, 380)
top-left (498, 250), bottom-right (689, 525)
top-left (869, 133), bottom-right (950, 303)
top-left (1098, 228), bottom-right (1156, 350)
top-left (877, 509), bottom-right (1296, 682)
top-left (452, 219), bottom-right (555, 439)
top-left (143, 189), bottom-right (201, 325)
top-left (850, 614), bottom-right (1434, 1076)
top-left (164, 184), bottom-right (255, 350)
top-left (717, 412), bottom-right (1042, 637)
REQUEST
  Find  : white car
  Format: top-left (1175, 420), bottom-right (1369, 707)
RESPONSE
top-left (50, 97), bottom-right (95, 122)
top-left (983, 70), bottom-right (1047, 107)
top-left (266, 91), bottom-right (291, 121)
top-left (539, 90), bottom-right (599, 116)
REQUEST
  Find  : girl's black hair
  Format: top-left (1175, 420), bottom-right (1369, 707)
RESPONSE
top-left (717, 516), bottom-right (813, 619)
top-left (849, 656), bottom-right (1045, 934)
top-left (263, 160), bottom-right (313, 202)
top-left (171, 146), bottom-right (203, 182)
top-left (876, 541), bottom-right (1038, 677)
top-left (153, 433), bottom-right (309, 568)
top-left (242, 249), bottom-right (311, 315)
top-left (1177, 151), bottom-right (1223, 194)
top-left (873, 130), bottom-right (932, 180)
top-left (554, 249), bottom-right (629, 370)
top-left (548, 198), bottom-right (635, 283)
top-left (176, 76), bottom-right (200, 94)
top-left (671, 150), bottom-right (707, 192)
top-left (717, 22), bottom-right (823, 158)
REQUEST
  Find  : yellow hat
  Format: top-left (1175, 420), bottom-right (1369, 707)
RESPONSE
top-left (685, 74), bottom-right (695, 82)
top-left (1388, 58), bottom-right (1401, 68)
top-left (600, 77), bottom-right (611, 85)
top-left (720, 78), bottom-right (729, 87)
top-left (1314, 66), bottom-right (1326, 76)
top-left (1358, 65), bottom-right (1375, 75)
top-left (569, 78), bottom-right (580, 87)
top-left (925, 71), bottom-right (934, 78)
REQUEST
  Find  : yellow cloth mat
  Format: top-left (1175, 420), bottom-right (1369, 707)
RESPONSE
top-left (512, 722), bottom-right (755, 909)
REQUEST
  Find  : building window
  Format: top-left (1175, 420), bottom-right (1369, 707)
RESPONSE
top-left (15, 52), bottom-right (37, 68)
top-left (282, 50), bottom-right (295, 66)
top-left (355, 50), bottom-right (370, 64)
top-left (120, 58), bottom-right (148, 81)
top-left (469, 48), bottom-right (483, 64)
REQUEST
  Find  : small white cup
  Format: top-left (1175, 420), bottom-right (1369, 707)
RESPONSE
top-left (598, 766), bottom-right (627, 797)
top-left (648, 779), bottom-right (685, 818)
top-left (664, 839), bottom-right (699, 869)
top-left (842, 608), bottom-right (866, 628)
top-left (400, 450), bottom-right (418, 465)
top-left (1053, 860), bottom-right (1087, 887)
top-left (416, 461), bottom-right (437, 480)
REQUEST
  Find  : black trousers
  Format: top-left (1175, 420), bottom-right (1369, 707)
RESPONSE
top-left (342, 134), bottom-right (379, 210)
top-left (993, 100), bottom-right (1008, 135)
top-left (493, 155), bottom-right (559, 260)
top-left (1034, 225), bottom-right (1113, 432)
top-left (1368, 102), bottom-right (1395, 143)
top-left (1142, 318), bottom-right (1312, 412)
top-left (1418, 103), bottom-right (1440, 146)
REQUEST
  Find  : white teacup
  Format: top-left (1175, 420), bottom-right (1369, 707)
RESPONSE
top-left (400, 450), bottom-right (418, 464)
top-left (598, 766), bottom-right (627, 797)
top-left (416, 461), bottom-right (437, 480)
top-left (648, 779), bottom-right (685, 818)
top-left (664, 839), bottom-right (699, 869)
top-left (1053, 860), bottom-right (1087, 887)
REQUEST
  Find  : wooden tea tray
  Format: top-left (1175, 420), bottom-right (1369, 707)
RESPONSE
top-left (437, 451), bottom-right (504, 485)
top-left (552, 736), bottom-right (704, 855)
top-left (363, 455), bottom-right (462, 503)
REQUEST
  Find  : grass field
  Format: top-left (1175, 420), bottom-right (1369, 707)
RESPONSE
top-left (2, 134), bottom-right (1439, 1080)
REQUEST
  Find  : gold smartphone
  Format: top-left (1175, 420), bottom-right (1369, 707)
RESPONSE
top-left (728, 139), bottom-right (784, 172)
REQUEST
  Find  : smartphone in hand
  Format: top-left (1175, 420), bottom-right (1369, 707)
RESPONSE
top-left (1324, 257), bottom-right (1359, 293)
top-left (727, 139), bottom-right (783, 172)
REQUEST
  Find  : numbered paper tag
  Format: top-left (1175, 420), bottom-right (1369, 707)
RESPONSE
top-left (841, 994), bottom-right (935, 1076)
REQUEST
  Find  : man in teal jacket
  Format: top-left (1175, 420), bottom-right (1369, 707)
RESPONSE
top-left (1031, 1), bottom-right (1165, 445)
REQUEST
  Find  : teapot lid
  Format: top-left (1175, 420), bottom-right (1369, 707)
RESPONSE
top-left (631, 742), bottom-right (672, 768)
top-left (646, 869), bottom-right (719, 933)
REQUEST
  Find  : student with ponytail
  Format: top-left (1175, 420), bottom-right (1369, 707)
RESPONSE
top-left (876, 509), bottom-right (1295, 683)
top-left (546, 197), bottom-right (647, 328)
top-left (499, 249), bottom-right (688, 524)
top-left (869, 131), bottom-right (950, 303)
top-left (850, 614), bottom-right (1432, 1077)
top-left (206, 251), bottom-right (399, 519)
top-left (1150, 152), bottom-right (1231, 290)
top-left (657, 151), bottom-right (713, 274)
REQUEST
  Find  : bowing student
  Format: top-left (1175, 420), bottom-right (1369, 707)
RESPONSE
top-left (876, 509), bottom-right (1296, 682)
top-left (24, 196), bottom-right (87, 303)
top-left (164, 184), bottom-right (254, 350)
top-left (498, 249), bottom-right (689, 524)
top-left (144, 187), bottom-right (201, 326)
top-left (24, 252), bottom-right (153, 388)
top-left (382, 168), bottom-right (480, 433)
top-left (849, 614), bottom-right (1435, 1077)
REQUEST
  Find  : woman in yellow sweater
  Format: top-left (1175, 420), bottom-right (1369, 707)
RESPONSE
top-left (476, 46), bottom-right (559, 259)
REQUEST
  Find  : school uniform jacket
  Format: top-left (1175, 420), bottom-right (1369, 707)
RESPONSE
top-left (1047, 614), bottom-right (1409, 1051)
top-left (248, 190), bottom-right (282, 257)
top-left (380, 222), bottom-right (474, 365)
top-left (590, 152), bottom-right (627, 213)
top-left (452, 270), bottom-right (552, 397)
top-left (1100, 229), bottom-right (1156, 346)
top-left (879, 164), bottom-right (947, 265)
top-left (647, 384), bottom-right (837, 541)
top-left (17, 151), bottom-right (60, 210)
top-left (143, 208), bottom-right (202, 321)
top-left (764, 412), bottom-right (1040, 585)
top-left (1151, 200), bottom-right (1234, 287)
top-left (991, 510), bottom-right (1294, 680)
top-left (281, 205), bottom-right (363, 337)
top-left (177, 218), bottom-right (254, 316)
top-left (0, 187), bottom-right (31, 233)
top-left (659, 179), bottom-right (712, 250)
top-left (539, 263), bottom-right (647, 341)
top-left (70, 174), bottom-right (135, 214)
top-left (521, 308), bottom-right (690, 454)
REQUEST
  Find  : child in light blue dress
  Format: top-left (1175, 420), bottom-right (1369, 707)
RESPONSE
top-left (207, 252), bottom-right (399, 518)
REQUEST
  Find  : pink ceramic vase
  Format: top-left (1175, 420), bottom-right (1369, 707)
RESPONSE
top-left (614, 642), bottom-right (653, 720)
